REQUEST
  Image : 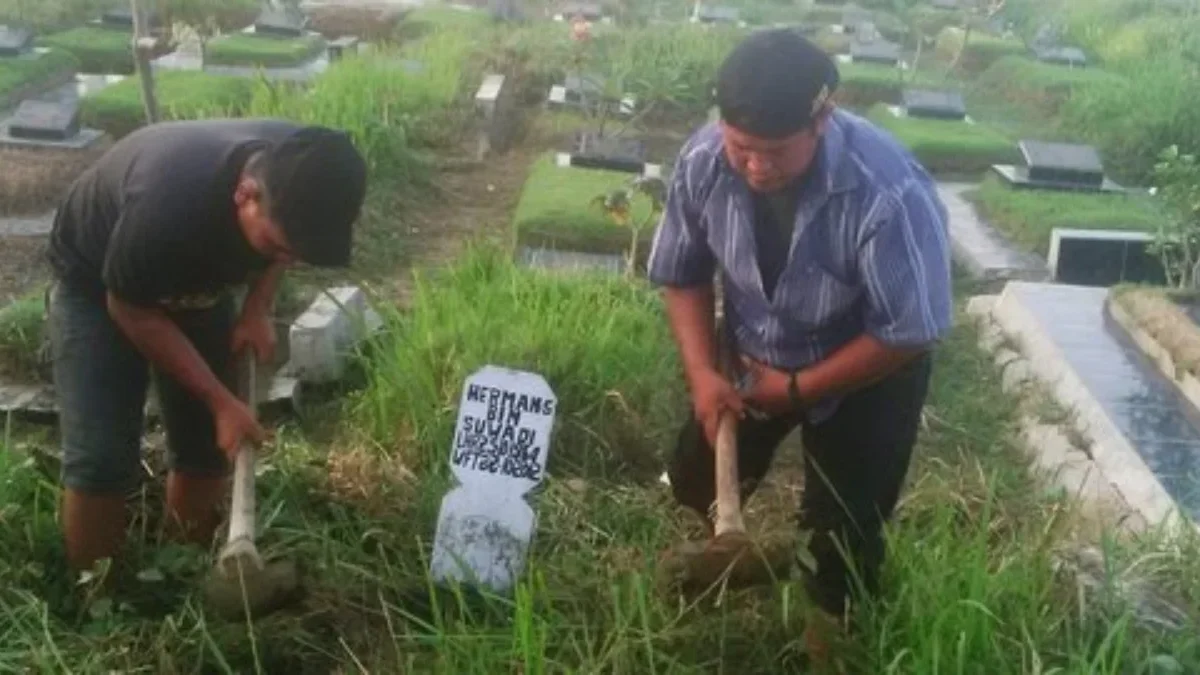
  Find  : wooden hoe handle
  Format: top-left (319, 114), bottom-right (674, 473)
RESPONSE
top-left (712, 409), bottom-right (746, 538)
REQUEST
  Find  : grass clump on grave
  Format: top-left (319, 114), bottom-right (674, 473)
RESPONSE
top-left (203, 33), bottom-right (327, 68)
top-left (0, 48), bottom-right (77, 107)
top-left (835, 62), bottom-right (941, 109)
top-left (973, 55), bottom-right (1125, 121)
top-left (513, 153), bottom-right (654, 258)
top-left (964, 174), bottom-right (1163, 256)
top-left (38, 25), bottom-right (152, 74)
top-left (1111, 285), bottom-right (1200, 382)
top-left (80, 71), bottom-right (256, 138)
top-left (0, 290), bottom-right (46, 382)
top-left (866, 103), bottom-right (1018, 177)
top-left (934, 26), bottom-right (1026, 74)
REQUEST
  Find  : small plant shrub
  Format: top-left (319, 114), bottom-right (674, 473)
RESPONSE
top-left (866, 104), bottom-right (1018, 177)
top-left (934, 26), bottom-right (1026, 74)
top-left (1147, 145), bottom-right (1200, 289)
top-left (80, 70), bottom-right (256, 138)
top-left (513, 154), bottom-right (655, 257)
top-left (0, 291), bottom-right (47, 382)
top-left (965, 174), bottom-right (1164, 256)
top-left (204, 33), bottom-right (326, 68)
top-left (0, 48), bottom-right (77, 107)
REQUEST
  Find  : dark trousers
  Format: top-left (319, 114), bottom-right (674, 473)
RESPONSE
top-left (667, 352), bottom-right (933, 616)
top-left (48, 281), bottom-right (236, 495)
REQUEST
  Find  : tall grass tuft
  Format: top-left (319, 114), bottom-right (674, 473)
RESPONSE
top-left (348, 244), bottom-right (686, 482)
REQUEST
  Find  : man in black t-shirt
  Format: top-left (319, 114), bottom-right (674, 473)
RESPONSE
top-left (45, 118), bottom-right (367, 573)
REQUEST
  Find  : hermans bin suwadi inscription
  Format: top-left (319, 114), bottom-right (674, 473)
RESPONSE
top-left (431, 366), bottom-right (558, 593)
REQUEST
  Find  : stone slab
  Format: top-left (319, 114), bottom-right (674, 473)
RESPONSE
top-left (937, 183), bottom-right (1049, 283)
top-left (850, 40), bottom-right (899, 65)
top-left (0, 211), bottom-right (55, 237)
top-left (516, 246), bottom-right (624, 275)
top-left (1047, 228), bottom-right (1167, 287)
top-left (992, 164), bottom-right (1124, 194)
top-left (285, 285), bottom-right (382, 383)
top-left (987, 281), bottom-right (1200, 530)
top-left (1021, 140), bottom-right (1105, 188)
top-left (694, 5), bottom-right (739, 23)
top-left (902, 88), bottom-right (966, 121)
top-left (255, 6), bottom-right (311, 37)
top-left (6, 99), bottom-right (79, 141)
top-left (1035, 45), bottom-right (1087, 67)
top-left (0, 383), bottom-right (55, 415)
top-left (0, 25), bottom-right (34, 57)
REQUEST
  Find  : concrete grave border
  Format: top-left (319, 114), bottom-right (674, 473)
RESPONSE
top-left (968, 283), bottom-right (1198, 537)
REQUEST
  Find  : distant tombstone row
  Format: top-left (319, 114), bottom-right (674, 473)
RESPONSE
top-left (0, 24), bottom-right (34, 57)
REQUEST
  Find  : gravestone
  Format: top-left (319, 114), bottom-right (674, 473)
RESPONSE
top-left (1035, 46), bottom-right (1087, 67)
top-left (255, 5), bottom-right (309, 37)
top-left (570, 132), bottom-right (646, 173)
top-left (430, 366), bottom-right (558, 593)
top-left (327, 36), bottom-right (359, 61)
top-left (1048, 229), bottom-right (1167, 287)
top-left (850, 39), bottom-right (900, 65)
top-left (287, 286), bottom-right (381, 384)
top-left (101, 7), bottom-right (161, 28)
top-left (902, 89), bottom-right (967, 121)
top-left (0, 25), bottom-right (34, 57)
top-left (1022, 140), bottom-right (1105, 189)
top-left (6, 99), bottom-right (80, 141)
top-left (695, 5), bottom-right (739, 23)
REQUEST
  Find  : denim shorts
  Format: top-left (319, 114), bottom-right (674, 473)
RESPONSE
top-left (48, 281), bottom-right (235, 494)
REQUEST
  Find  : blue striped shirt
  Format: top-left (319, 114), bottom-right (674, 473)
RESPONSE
top-left (647, 109), bottom-right (953, 421)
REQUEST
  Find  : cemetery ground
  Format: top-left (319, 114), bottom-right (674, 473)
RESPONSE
top-left (2, 0), bottom-right (1200, 672)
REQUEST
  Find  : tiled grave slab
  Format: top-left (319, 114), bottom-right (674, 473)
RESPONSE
top-left (1047, 228), bottom-right (1167, 287)
top-left (517, 246), bottom-right (623, 275)
top-left (152, 51), bottom-right (330, 83)
top-left (850, 40), bottom-right (899, 65)
top-left (570, 131), bottom-right (646, 173)
top-left (1023, 140), bottom-right (1103, 187)
top-left (694, 5), bottom-right (740, 23)
top-left (1035, 46), bottom-right (1087, 67)
top-left (7, 99), bottom-right (79, 141)
top-left (554, 152), bottom-right (662, 178)
top-left (0, 211), bottom-right (55, 236)
top-left (937, 183), bottom-right (1049, 283)
top-left (902, 88), bottom-right (966, 121)
top-left (101, 7), bottom-right (161, 28)
top-left (0, 383), bottom-right (56, 416)
top-left (992, 281), bottom-right (1200, 526)
top-left (0, 25), bottom-right (34, 57)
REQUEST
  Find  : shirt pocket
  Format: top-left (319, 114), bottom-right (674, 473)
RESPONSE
top-left (778, 264), bottom-right (862, 330)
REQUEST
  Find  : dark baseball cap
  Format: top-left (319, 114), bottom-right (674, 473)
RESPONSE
top-left (716, 28), bottom-right (840, 139)
top-left (262, 126), bottom-right (368, 268)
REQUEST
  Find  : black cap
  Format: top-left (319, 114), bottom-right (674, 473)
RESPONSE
top-left (262, 126), bottom-right (367, 268)
top-left (716, 29), bottom-right (840, 139)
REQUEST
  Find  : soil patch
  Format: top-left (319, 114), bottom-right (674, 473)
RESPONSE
top-left (0, 145), bottom-right (110, 217)
top-left (0, 236), bottom-right (50, 305)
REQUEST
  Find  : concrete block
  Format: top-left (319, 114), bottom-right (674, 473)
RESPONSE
top-left (286, 286), bottom-right (382, 383)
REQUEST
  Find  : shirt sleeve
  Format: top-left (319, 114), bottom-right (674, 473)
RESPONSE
top-left (858, 182), bottom-right (954, 348)
top-left (646, 151), bottom-right (716, 288)
top-left (101, 191), bottom-right (187, 308)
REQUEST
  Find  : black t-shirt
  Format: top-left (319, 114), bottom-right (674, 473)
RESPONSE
top-left (47, 118), bottom-right (301, 310)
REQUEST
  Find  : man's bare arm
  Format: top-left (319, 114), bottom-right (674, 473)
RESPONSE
top-left (106, 292), bottom-right (235, 410)
top-left (663, 285), bottom-right (719, 385)
top-left (795, 333), bottom-right (924, 406)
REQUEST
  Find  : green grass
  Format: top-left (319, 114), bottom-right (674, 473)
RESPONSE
top-left (38, 24), bottom-right (141, 74)
top-left (80, 70), bottom-right (257, 138)
top-left (934, 26), bottom-right (1028, 74)
top-left (836, 62), bottom-right (946, 109)
top-left (0, 291), bottom-right (45, 382)
top-left (866, 103), bottom-right (1020, 177)
top-left (965, 174), bottom-right (1166, 256)
top-left (974, 55), bottom-right (1126, 120)
top-left (0, 48), bottom-right (77, 106)
top-left (1, 249), bottom-right (1197, 672)
top-left (204, 33), bottom-right (327, 68)
top-left (513, 154), bottom-right (654, 257)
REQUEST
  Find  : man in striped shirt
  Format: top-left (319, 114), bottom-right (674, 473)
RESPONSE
top-left (648, 29), bottom-right (953, 662)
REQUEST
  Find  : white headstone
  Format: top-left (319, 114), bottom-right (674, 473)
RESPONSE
top-left (430, 366), bottom-right (558, 593)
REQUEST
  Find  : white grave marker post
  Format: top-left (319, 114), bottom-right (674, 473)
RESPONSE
top-left (430, 366), bottom-right (558, 593)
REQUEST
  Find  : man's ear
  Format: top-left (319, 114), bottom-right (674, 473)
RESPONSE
top-left (812, 103), bottom-right (835, 136)
top-left (233, 176), bottom-right (261, 207)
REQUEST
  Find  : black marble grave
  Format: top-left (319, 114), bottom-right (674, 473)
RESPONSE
top-left (569, 132), bottom-right (646, 173)
top-left (850, 39), bottom-right (900, 65)
top-left (902, 89), bottom-right (967, 121)
top-left (7, 100), bottom-right (81, 141)
top-left (696, 5), bottom-right (739, 23)
top-left (1049, 229), bottom-right (1167, 287)
top-left (1023, 140), bottom-right (1104, 188)
top-left (560, 2), bottom-right (604, 20)
top-left (255, 6), bottom-right (309, 37)
top-left (101, 7), bottom-right (161, 28)
top-left (0, 25), bottom-right (34, 57)
top-left (327, 36), bottom-right (359, 61)
top-left (1035, 46), bottom-right (1087, 67)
